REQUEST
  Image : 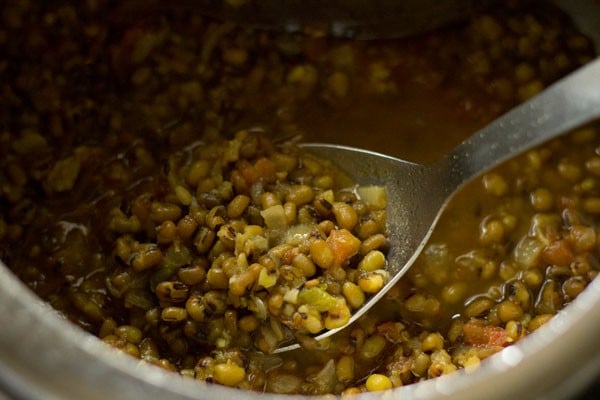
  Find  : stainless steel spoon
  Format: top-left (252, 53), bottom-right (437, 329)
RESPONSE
top-left (275, 57), bottom-right (600, 353)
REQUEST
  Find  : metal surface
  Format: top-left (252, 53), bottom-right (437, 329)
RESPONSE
top-left (277, 57), bottom-right (600, 352)
top-left (160, 0), bottom-right (491, 39)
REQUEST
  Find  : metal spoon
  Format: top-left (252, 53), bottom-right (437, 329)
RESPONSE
top-left (275, 57), bottom-right (600, 353)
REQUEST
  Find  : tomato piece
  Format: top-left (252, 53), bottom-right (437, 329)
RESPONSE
top-left (327, 229), bottom-right (361, 265)
top-left (463, 320), bottom-right (509, 347)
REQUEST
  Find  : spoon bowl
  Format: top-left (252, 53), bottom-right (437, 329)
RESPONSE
top-left (275, 56), bottom-right (600, 353)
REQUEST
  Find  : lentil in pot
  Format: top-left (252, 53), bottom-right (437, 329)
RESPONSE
top-left (0, 0), bottom-right (598, 395)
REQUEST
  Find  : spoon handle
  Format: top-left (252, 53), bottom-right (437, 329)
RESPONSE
top-left (441, 57), bottom-right (600, 192)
